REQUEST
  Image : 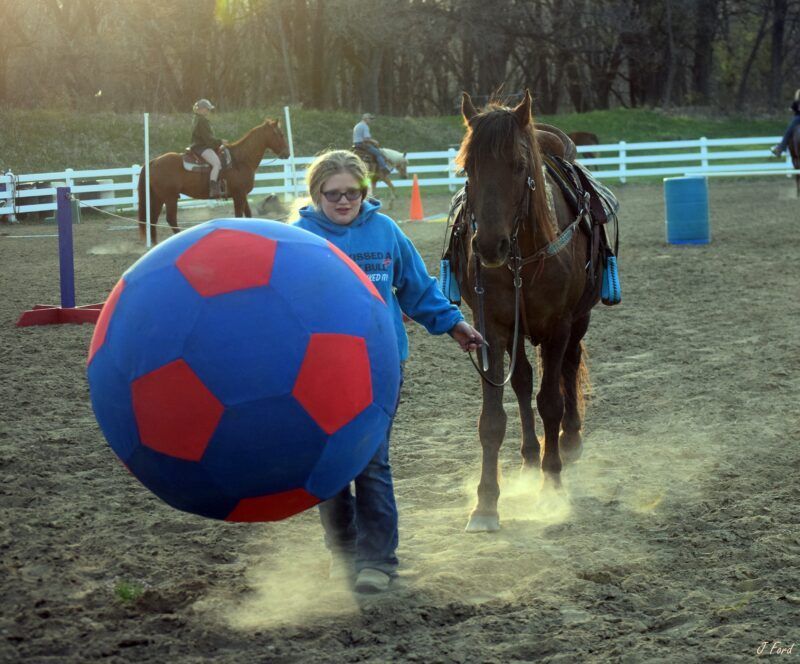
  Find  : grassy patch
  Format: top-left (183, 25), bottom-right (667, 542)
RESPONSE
top-left (0, 107), bottom-right (786, 173)
top-left (114, 580), bottom-right (145, 603)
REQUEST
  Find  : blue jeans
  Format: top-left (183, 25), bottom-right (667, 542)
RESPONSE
top-left (356, 143), bottom-right (388, 171)
top-left (778, 116), bottom-right (800, 151)
top-left (319, 371), bottom-right (402, 576)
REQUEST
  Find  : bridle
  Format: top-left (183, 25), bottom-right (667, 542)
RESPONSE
top-left (465, 167), bottom-right (588, 388)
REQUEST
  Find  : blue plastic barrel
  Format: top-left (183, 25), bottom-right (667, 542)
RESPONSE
top-left (663, 176), bottom-right (710, 245)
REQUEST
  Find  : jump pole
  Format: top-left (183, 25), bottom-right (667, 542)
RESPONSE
top-left (144, 112), bottom-right (152, 249)
top-left (284, 106), bottom-right (298, 199)
top-left (16, 187), bottom-right (104, 327)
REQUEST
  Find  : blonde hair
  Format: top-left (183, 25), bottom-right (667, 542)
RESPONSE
top-left (795, 89), bottom-right (800, 101)
top-left (305, 150), bottom-right (369, 207)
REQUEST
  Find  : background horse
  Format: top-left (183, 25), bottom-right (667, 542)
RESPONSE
top-left (569, 131), bottom-right (601, 160)
top-left (789, 125), bottom-right (800, 198)
top-left (354, 146), bottom-right (408, 207)
top-left (137, 118), bottom-right (289, 244)
top-left (455, 91), bottom-right (600, 533)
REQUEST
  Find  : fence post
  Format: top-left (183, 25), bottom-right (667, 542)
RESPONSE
top-left (283, 161), bottom-right (293, 203)
top-left (619, 141), bottom-right (627, 184)
top-left (448, 147), bottom-right (457, 192)
top-left (131, 165), bottom-right (139, 207)
top-left (7, 170), bottom-right (17, 222)
top-left (699, 136), bottom-right (709, 172)
top-left (283, 106), bottom-right (298, 199)
top-left (143, 113), bottom-right (152, 249)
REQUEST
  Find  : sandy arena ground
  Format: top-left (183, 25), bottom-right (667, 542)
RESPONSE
top-left (1, 181), bottom-right (799, 663)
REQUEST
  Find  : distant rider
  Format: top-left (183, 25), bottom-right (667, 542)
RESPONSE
top-left (191, 99), bottom-right (225, 198)
top-left (770, 89), bottom-right (800, 157)
top-left (353, 113), bottom-right (390, 176)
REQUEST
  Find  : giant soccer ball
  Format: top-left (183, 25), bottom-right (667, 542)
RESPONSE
top-left (86, 218), bottom-right (400, 522)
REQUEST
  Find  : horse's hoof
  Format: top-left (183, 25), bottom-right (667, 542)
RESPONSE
top-left (465, 513), bottom-right (500, 533)
top-left (542, 471), bottom-right (563, 491)
top-left (559, 432), bottom-right (583, 464)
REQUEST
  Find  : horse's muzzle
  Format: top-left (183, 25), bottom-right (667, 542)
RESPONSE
top-left (472, 236), bottom-right (510, 269)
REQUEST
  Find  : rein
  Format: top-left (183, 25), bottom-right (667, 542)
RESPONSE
top-left (466, 171), bottom-right (587, 388)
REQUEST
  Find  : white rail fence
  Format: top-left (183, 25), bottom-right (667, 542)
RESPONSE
top-left (1, 135), bottom-right (797, 220)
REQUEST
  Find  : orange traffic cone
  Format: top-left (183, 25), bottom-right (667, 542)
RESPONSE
top-left (409, 174), bottom-right (424, 221)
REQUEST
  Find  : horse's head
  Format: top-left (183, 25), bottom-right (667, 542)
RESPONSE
top-left (396, 154), bottom-right (408, 179)
top-left (262, 118), bottom-right (290, 159)
top-left (457, 90), bottom-right (546, 268)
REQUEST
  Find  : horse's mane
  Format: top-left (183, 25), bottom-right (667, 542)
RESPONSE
top-left (229, 120), bottom-right (270, 150)
top-left (456, 103), bottom-right (554, 241)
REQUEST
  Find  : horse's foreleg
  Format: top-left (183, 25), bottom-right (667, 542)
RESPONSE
top-left (537, 331), bottom-right (570, 487)
top-left (165, 198), bottom-right (180, 235)
top-left (243, 200), bottom-right (253, 217)
top-left (384, 179), bottom-right (395, 209)
top-left (232, 196), bottom-right (244, 217)
top-left (466, 332), bottom-right (509, 533)
top-left (509, 337), bottom-right (539, 471)
top-left (560, 314), bottom-right (590, 464)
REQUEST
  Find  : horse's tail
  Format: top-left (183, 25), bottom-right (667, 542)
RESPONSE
top-left (575, 342), bottom-right (591, 418)
top-left (137, 166), bottom-right (146, 242)
top-left (556, 341), bottom-right (591, 418)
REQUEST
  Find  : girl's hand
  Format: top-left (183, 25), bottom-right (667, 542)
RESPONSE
top-left (449, 321), bottom-right (484, 352)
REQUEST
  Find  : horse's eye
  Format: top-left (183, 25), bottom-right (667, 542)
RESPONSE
top-left (515, 163), bottom-right (526, 175)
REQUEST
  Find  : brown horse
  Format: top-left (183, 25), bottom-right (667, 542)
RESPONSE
top-left (353, 147), bottom-right (408, 208)
top-left (137, 118), bottom-right (290, 244)
top-left (789, 125), bottom-right (800, 198)
top-left (456, 91), bottom-right (601, 532)
top-left (568, 131), bottom-right (600, 160)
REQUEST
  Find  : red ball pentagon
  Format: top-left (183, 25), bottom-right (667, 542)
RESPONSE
top-left (176, 228), bottom-right (277, 297)
top-left (131, 359), bottom-right (224, 461)
top-left (326, 241), bottom-right (384, 303)
top-left (87, 278), bottom-right (125, 366)
top-left (292, 334), bottom-right (372, 435)
top-left (225, 488), bottom-right (320, 522)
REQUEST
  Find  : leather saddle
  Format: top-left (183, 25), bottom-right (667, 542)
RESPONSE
top-left (534, 123), bottom-right (578, 162)
top-left (352, 144), bottom-right (389, 173)
top-left (182, 145), bottom-right (232, 173)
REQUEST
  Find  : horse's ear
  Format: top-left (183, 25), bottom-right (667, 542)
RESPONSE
top-left (513, 90), bottom-right (532, 128)
top-left (462, 92), bottom-right (478, 125)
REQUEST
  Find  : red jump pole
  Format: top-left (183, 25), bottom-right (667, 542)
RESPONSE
top-left (17, 187), bottom-right (104, 327)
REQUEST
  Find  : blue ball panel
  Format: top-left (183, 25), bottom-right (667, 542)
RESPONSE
top-left (202, 396), bottom-right (327, 497)
top-left (304, 403), bottom-right (391, 499)
top-left (106, 265), bottom-right (204, 381)
top-left (87, 347), bottom-right (139, 463)
top-left (271, 242), bottom-right (382, 336)
top-left (183, 287), bottom-right (308, 404)
top-left (127, 444), bottom-right (238, 520)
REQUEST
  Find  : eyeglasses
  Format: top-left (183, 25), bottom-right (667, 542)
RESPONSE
top-left (321, 188), bottom-right (363, 203)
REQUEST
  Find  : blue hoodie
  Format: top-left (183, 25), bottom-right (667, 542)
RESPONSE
top-left (293, 199), bottom-right (463, 361)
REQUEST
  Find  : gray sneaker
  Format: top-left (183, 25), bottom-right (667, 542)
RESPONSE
top-left (770, 145), bottom-right (783, 158)
top-left (354, 568), bottom-right (391, 594)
